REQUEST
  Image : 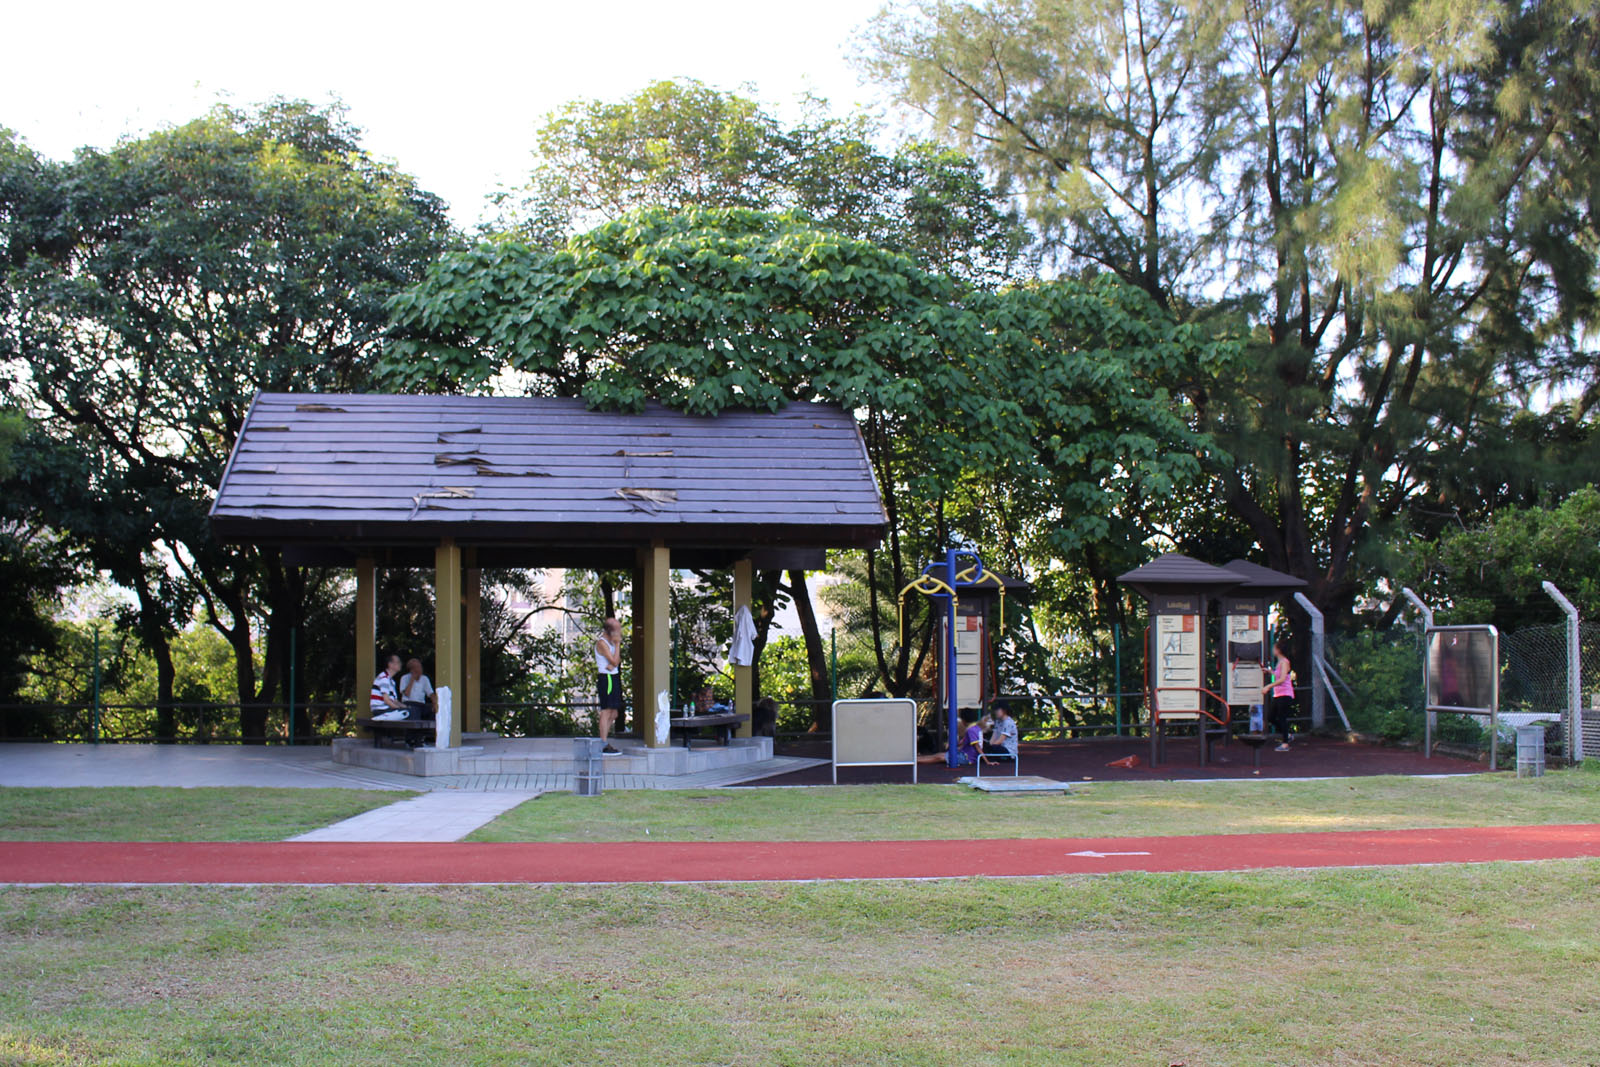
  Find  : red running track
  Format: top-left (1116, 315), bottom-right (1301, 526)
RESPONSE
top-left (4, 824), bottom-right (1599, 885)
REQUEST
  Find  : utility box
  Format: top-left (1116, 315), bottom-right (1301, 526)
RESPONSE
top-left (1515, 725), bottom-right (1546, 778)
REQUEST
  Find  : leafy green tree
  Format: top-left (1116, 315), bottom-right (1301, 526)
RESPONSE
top-left (382, 207), bottom-right (1230, 698)
top-left (503, 79), bottom-right (1028, 282)
top-left (0, 410), bottom-right (79, 706)
top-left (864, 0), bottom-right (1600, 622)
top-left (1405, 485), bottom-right (1600, 629)
top-left (0, 101), bottom-right (455, 739)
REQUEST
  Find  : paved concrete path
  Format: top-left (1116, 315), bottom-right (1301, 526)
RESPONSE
top-left (290, 791), bottom-right (538, 842)
top-left (0, 744), bottom-right (823, 792)
top-left (5, 824), bottom-right (1598, 885)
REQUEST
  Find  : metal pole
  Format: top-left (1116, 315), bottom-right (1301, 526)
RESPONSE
top-left (288, 626), bottom-right (297, 747)
top-left (1112, 622), bottom-right (1124, 737)
top-left (1292, 592), bottom-right (1326, 731)
top-left (945, 549), bottom-right (959, 766)
top-left (1401, 587), bottom-right (1435, 629)
top-left (92, 627), bottom-right (101, 744)
top-left (1542, 581), bottom-right (1583, 763)
top-left (830, 627), bottom-right (837, 702)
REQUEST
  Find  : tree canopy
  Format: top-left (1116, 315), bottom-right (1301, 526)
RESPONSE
top-left (0, 100), bottom-right (455, 735)
top-left (383, 205), bottom-right (1232, 695)
top-left (864, 0), bottom-right (1600, 618)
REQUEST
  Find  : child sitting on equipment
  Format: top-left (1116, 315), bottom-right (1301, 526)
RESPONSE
top-left (958, 708), bottom-right (985, 765)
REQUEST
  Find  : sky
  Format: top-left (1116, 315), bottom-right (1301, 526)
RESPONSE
top-left (3, 0), bottom-right (894, 227)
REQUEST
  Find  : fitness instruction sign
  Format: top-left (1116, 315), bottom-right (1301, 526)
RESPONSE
top-left (1154, 614), bottom-right (1202, 711)
top-left (1224, 613), bottom-right (1267, 706)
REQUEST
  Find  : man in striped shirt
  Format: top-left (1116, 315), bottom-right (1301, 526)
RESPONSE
top-left (371, 654), bottom-right (405, 715)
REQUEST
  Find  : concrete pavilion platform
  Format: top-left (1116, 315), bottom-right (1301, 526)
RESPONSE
top-left (332, 733), bottom-right (775, 779)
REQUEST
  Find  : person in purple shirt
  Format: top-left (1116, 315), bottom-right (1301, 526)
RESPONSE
top-left (958, 708), bottom-right (984, 765)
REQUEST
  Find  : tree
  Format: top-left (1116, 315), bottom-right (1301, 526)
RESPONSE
top-left (1405, 486), bottom-right (1600, 630)
top-left (0, 101), bottom-right (455, 738)
top-left (382, 207), bottom-right (1230, 698)
top-left (0, 411), bottom-right (78, 705)
top-left (864, 0), bottom-right (1600, 623)
top-left (503, 78), bottom-right (1029, 283)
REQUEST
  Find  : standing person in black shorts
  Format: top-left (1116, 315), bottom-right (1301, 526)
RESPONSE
top-left (595, 616), bottom-right (624, 754)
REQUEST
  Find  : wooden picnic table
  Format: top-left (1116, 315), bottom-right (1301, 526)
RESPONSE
top-left (667, 712), bottom-right (751, 748)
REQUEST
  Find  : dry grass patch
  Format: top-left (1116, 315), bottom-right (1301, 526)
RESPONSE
top-left (0, 787), bottom-right (412, 842)
top-left (2, 862), bottom-right (1597, 1065)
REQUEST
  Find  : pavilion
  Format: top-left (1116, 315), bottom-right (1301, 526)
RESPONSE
top-left (210, 392), bottom-right (887, 751)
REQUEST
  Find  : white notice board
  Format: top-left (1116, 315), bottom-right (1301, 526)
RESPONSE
top-left (832, 698), bottom-right (918, 784)
top-left (1154, 614), bottom-right (1202, 712)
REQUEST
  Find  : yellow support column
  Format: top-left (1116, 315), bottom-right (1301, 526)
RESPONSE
top-left (354, 557), bottom-right (376, 734)
top-left (637, 541), bottom-right (671, 748)
top-left (464, 554), bottom-right (481, 735)
top-left (733, 557), bottom-right (754, 738)
top-left (435, 538), bottom-right (464, 748)
top-left (630, 559), bottom-right (646, 737)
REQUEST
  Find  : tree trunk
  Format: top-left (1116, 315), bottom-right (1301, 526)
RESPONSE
top-left (787, 570), bottom-right (832, 728)
top-left (749, 570), bottom-right (781, 699)
top-left (132, 575), bottom-right (176, 743)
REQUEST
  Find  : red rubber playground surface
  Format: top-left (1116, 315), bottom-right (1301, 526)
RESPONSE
top-left (5, 824), bottom-right (1599, 885)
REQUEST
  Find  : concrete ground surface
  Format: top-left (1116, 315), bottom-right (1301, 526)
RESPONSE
top-left (0, 743), bottom-right (824, 792)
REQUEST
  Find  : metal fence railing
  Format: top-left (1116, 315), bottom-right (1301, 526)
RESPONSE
top-left (0, 702), bottom-right (355, 745)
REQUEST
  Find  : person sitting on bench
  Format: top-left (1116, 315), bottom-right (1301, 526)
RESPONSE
top-left (982, 700), bottom-right (1018, 762)
top-left (370, 654), bottom-right (405, 720)
top-left (398, 658), bottom-right (436, 720)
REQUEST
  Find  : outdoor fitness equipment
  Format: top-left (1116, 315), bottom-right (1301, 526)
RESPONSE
top-left (898, 548), bottom-right (1008, 767)
top-left (1117, 554), bottom-right (1241, 767)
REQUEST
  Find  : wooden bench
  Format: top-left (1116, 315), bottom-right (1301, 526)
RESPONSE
top-left (356, 717), bottom-right (436, 749)
top-left (667, 712), bottom-right (751, 748)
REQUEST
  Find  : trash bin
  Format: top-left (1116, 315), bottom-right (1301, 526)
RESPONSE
top-left (1515, 724), bottom-right (1545, 778)
top-left (573, 737), bottom-right (604, 796)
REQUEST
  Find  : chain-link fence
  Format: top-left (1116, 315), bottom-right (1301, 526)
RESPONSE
top-left (1327, 619), bottom-right (1594, 765)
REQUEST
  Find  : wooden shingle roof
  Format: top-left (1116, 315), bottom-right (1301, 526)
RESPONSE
top-left (210, 393), bottom-right (886, 555)
top-left (1117, 553), bottom-right (1244, 598)
top-left (1221, 559), bottom-right (1307, 594)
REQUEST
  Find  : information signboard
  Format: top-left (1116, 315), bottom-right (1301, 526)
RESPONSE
top-left (1223, 612), bottom-right (1267, 706)
top-left (1425, 624), bottom-right (1500, 769)
top-left (1154, 613), bottom-right (1203, 712)
top-left (831, 698), bottom-right (919, 784)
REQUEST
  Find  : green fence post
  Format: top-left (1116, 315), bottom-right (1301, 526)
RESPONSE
top-left (830, 628), bottom-right (838, 701)
top-left (288, 626), bottom-right (297, 746)
top-left (1112, 622), bottom-right (1123, 737)
top-left (91, 626), bottom-right (101, 744)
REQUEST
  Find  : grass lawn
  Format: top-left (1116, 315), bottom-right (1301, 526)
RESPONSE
top-left (468, 767), bottom-right (1600, 843)
top-left (0, 787), bottom-right (413, 842)
top-left (1, 861), bottom-right (1596, 1066)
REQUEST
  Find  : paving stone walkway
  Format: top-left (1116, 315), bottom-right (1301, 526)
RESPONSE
top-left (290, 790), bottom-right (539, 842)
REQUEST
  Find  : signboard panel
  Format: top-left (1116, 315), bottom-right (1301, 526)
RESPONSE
top-left (1424, 624), bottom-right (1500, 770)
top-left (1151, 594), bottom-right (1203, 616)
top-left (1426, 626), bottom-right (1498, 714)
top-left (1154, 613), bottom-right (1202, 712)
top-left (832, 698), bottom-right (919, 784)
top-left (1223, 612), bottom-right (1267, 706)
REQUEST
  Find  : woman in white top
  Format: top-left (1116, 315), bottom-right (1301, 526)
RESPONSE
top-left (595, 616), bottom-right (623, 754)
